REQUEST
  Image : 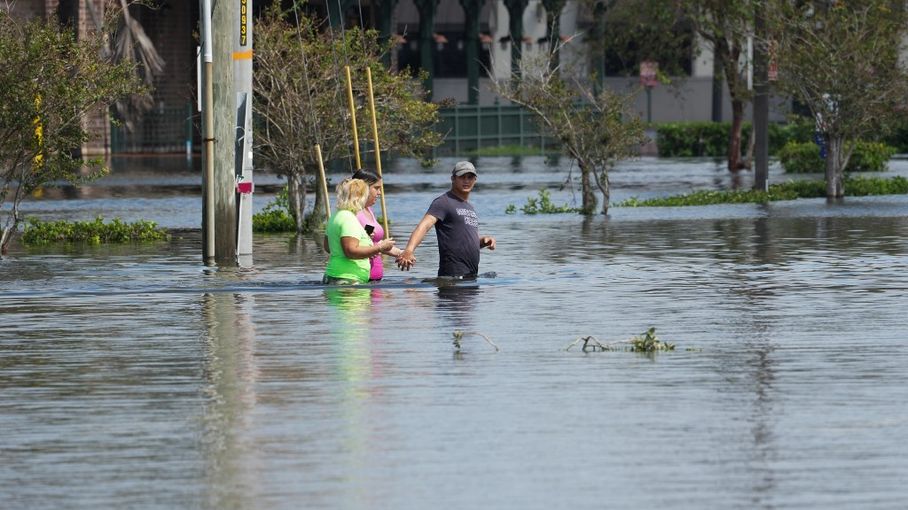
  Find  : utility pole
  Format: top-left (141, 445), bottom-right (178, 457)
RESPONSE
top-left (201, 0), bottom-right (253, 265)
top-left (201, 0), bottom-right (216, 264)
top-left (235, 0), bottom-right (254, 267)
top-left (753, 7), bottom-right (769, 192)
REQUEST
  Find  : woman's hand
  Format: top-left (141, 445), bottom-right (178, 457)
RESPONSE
top-left (376, 237), bottom-right (395, 254)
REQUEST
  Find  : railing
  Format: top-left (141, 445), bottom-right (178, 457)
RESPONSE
top-left (434, 103), bottom-right (557, 156)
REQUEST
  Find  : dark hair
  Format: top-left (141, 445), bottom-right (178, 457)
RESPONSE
top-left (351, 169), bottom-right (380, 185)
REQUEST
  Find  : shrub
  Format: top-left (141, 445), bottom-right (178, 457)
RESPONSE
top-left (253, 186), bottom-right (295, 233)
top-left (777, 141), bottom-right (821, 173)
top-left (779, 141), bottom-right (896, 173)
top-left (656, 122), bottom-right (729, 157)
top-left (848, 142), bottom-right (896, 172)
top-left (655, 117), bottom-right (819, 158)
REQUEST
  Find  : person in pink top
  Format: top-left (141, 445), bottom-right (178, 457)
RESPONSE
top-left (352, 169), bottom-right (402, 281)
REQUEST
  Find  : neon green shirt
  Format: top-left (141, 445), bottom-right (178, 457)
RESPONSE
top-left (325, 209), bottom-right (371, 283)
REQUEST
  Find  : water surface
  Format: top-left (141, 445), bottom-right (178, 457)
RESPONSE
top-left (2, 157), bottom-right (908, 509)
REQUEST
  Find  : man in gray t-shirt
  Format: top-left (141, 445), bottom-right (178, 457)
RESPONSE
top-left (396, 161), bottom-right (496, 277)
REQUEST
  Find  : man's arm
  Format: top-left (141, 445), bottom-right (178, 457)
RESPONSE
top-left (480, 235), bottom-right (496, 250)
top-left (396, 214), bottom-right (438, 270)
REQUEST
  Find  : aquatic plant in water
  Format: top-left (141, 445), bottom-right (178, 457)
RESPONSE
top-left (21, 217), bottom-right (168, 245)
top-left (564, 327), bottom-right (675, 353)
top-left (506, 189), bottom-right (579, 215)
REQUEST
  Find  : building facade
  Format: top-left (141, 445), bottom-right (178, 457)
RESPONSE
top-left (11, 0), bottom-right (781, 154)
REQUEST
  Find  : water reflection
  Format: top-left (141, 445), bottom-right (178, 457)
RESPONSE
top-left (201, 292), bottom-right (260, 508)
top-left (435, 283), bottom-right (480, 325)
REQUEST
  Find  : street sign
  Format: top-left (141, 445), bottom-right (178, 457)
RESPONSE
top-left (640, 61), bottom-right (659, 88)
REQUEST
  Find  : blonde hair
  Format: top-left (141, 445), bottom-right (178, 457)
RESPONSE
top-left (335, 178), bottom-right (369, 212)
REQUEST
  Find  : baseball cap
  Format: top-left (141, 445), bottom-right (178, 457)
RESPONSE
top-left (452, 161), bottom-right (477, 177)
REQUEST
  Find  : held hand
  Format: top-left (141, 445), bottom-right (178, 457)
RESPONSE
top-left (377, 237), bottom-right (395, 254)
top-left (396, 250), bottom-right (416, 271)
top-left (480, 236), bottom-right (496, 250)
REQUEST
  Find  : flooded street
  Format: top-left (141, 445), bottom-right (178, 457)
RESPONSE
top-left (2, 156), bottom-right (908, 508)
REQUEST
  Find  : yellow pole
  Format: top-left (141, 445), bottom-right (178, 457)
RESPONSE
top-left (365, 67), bottom-right (390, 237)
top-left (315, 144), bottom-right (331, 218)
top-left (345, 66), bottom-right (362, 170)
top-left (33, 95), bottom-right (43, 169)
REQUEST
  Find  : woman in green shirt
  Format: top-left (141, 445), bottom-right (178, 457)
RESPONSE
top-left (323, 178), bottom-right (396, 284)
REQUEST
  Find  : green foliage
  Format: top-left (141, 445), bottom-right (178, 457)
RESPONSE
top-left (21, 217), bottom-right (168, 245)
top-left (253, 6), bottom-right (441, 230)
top-left (777, 141), bottom-right (821, 174)
top-left (847, 142), bottom-right (897, 172)
top-left (618, 176), bottom-right (908, 207)
top-left (844, 175), bottom-right (908, 196)
top-left (579, 0), bottom-right (694, 78)
top-left (509, 189), bottom-right (579, 215)
top-left (628, 327), bottom-right (675, 353)
top-left (656, 119), bottom-right (816, 158)
top-left (779, 141), bottom-right (895, 173)
top-left (564, 327), bottom-right (674, 353)
top-left (881, 117), bottom-right (908, 153)
top-left (491, 42), bottom-right (647, 214)
top-left (253, 186), bottom-right (296, 233)
top-left (766, 0), bottom-right (908, 195)
top-left (0, 11), bottom-right (143, 253)
top-left (656, 122), bottom-right (731, 157)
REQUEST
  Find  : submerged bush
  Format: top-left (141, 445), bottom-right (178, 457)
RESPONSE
top-left (618, 176), bottom-right (908, 207)
top-left (507, 189), bottom-right (578, 214)
top-left (779, 141), bottom-right (896, 173)
top-left (21, 217), bottom-right (169, 245)
top-left (253, 186), bottom-right (295, 233)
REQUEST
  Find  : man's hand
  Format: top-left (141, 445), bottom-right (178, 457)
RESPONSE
top-left (396, 249), bottom-right (416, 271)
top-left (480, 236), bottom-right (496, 250)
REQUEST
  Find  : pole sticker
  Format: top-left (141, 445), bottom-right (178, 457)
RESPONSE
top-left (239, 0), bottom-right (249, 46)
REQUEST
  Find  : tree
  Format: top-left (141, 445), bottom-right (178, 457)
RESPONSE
top-left (682, 1), bottom-right (755, 172)
top-left (580, 0), bottom-right (691, 79)
top-left (0, 10), bottom-right (142, 255)
top-left (490, 38), bottom-right (646, 214)
top-left (764, 0), bottom-right (908, 198)
top-left (85, 0), bottom-right (166, 131)
top-left (253, 6), bottom-right (442, 233)
top-left (582, 0), bottom-right (754, 172)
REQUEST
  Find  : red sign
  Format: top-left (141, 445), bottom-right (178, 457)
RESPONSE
top-left (236, 181), bottom-right (254, 194)
top-left (640, 61), bottom-right (659, 88)
top-left (768, 41), bottom-right (778, 82)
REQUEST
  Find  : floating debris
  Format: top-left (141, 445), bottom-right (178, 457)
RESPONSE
top-left (564, 327), bottom-right (675, 353)
top-left (452, 330), bottom-right (500, 352)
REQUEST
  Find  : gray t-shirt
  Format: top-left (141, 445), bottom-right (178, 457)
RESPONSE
top-left (427, 191), bottom-right (480, 277)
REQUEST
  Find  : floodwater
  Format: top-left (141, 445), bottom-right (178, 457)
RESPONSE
top-left (2, 156), bottom-right (908, 509)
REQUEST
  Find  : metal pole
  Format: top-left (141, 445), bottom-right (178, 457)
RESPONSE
top-left (201, 0), bottom-right (215, 264)
top-left (315, 144), bottom-right (331, 218)
top-left (234, 0), bottom-right (254, 267)
top-left (646, 87), bottom-right (652, 124)
top-left (753, 7), bottom-right (769, 191)
top-left (365, 67), bottom-right (390, 237)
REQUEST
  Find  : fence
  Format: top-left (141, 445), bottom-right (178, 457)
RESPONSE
top-left (434, 103), bottom-right (557, 156)
top-left (110, 102), bottom-right (195, 154)
top-left (109, 102), bottom-right (555, 157)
